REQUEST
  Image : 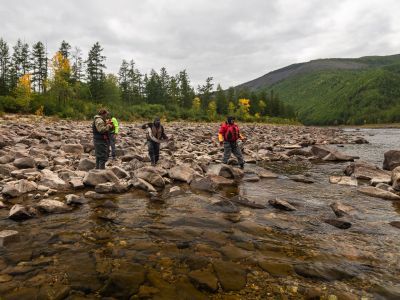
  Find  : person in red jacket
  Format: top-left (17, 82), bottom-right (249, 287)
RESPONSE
top-left (218, 116), bottom-right (245, 169)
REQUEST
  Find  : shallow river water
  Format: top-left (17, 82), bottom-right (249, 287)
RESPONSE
top-left (0, 128), bottom-right (400, 299)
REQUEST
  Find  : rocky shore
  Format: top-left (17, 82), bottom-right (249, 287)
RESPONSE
top-left (0, 114), bottom-right (399, 299)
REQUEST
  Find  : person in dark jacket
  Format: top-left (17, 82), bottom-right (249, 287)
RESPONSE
top-left (218, 116), bottom-right (245, 169)
top-left (93, 109), bottom-right (113, 169)
top-left (142, 117), bottom-right (168, 166)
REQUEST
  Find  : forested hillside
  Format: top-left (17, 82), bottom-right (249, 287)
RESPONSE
top-left (237, 55), bottom-right (400, 125)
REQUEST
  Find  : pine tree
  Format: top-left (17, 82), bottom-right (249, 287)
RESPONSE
top-left (159, 67), bottom-right (170, 106)
top-left (118, 59), bottom-right (129, 103)
top-left (168, 75), bottom-right (179, 107)
top-left (178, 70), bottom-right (194, 109)
top-left (85, 42), bottom-right (106, 101)
top-left (59, 40), bottom-right (71, 60)
top-left (0, 38), bottom-right (10, 95)
top-left (215, 84), bottom-right (228, 115)
top-left (31, 41), bottom-right (47, 93)
top-left (128, 60), bottom-right (142, 104)
top-left (10, 40), bottom-right (30, 91)
top-left (71, 47), bottom-right (83, 82)
top-left (197, 77), bottom-right (214, 110)
top-left (145, 69), bottom-right (163, 104)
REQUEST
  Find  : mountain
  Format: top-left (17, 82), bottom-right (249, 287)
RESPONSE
top-left (237, 54), bottom-right (400, 125)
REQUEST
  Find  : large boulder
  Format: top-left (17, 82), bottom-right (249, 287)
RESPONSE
top-left (111, 166), bottom-right (130, 179)
top-left (207, 164), bottom-right (242, 179)
top-left (83, 170), bottom-right (120, 187)
top-left (311, 145), bottom-right (355, 162)
top-left (39, 169), bottom-right (68, 190)
top-left (61, 144), bottom-right (84, 155)
top-left (344, 161), bottom-right (391, 182)
top-left (37, 199), bottom-right (71, 213)
top-left (77, 158), bottom-right (96, 171)
top-left (130, 178), bottom-right (156, 192)
top-left (168, 165), bottom-right (196, 183)
top-left (134, 167), bottom-right (165, 188)
top-left (2, 179), bottom-right (38, 198)
top-left (13, 157), bottom-right (36, 169)
top-left (383, 150), bottom-right (400, 171)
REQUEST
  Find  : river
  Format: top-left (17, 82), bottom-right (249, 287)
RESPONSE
top-left (0, 128), bottom-right (399, 299)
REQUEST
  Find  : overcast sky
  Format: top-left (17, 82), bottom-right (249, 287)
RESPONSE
top-left (1, 0), bottom-right (400, 87)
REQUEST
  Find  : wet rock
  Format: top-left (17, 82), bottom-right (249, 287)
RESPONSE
top-left (134, 166), bottom-right (165, 188)
top-left (324, 218), bottom-right (352, 229)
top-left (311, 145), bottom-right (355, 161)
top-left (61, 143), bottom-right (84, 154)
top-left (188, 268), bottom-right (218, 292)
top-left (390, 221), bottom-right (400, 229)
top-left (220, 244), bottom-right (252, 260)
top-left (286, 148), bottom-right (313, 157)
top-left (258, 261), bottom-right (294, 277)
top-left (268, 199), bottom-right (297, 211)
top-left (207, 164), bottom-right (238, 179)
top-left (243, 173), bottom-right (260, 182)
top-left (290, 175), bottom-right (314, 184)
top-left (329, 176), bottom-right (358, 186)
top-left (330, 201), bottom-right (356, 217)
top-left (345, 161), bottom-right (391, 181)
top-left (9, 204), bottom-right (32, 220)
top-left (358, 186), bottom-right (400, 200)
top-left (84, 191), bottom-right (108, 199)
top-left (0, 230), bottom-right (19, 247)
top-left (95, 182), bottom-right (115, 193)
top-left (0, 154), bottom-right (14, 164)
top-left (0, 200), bottom-right (5, 208)
top-left (371, 176), bottom-right (391, 186)
top-left (213, 260), bottom-right (247, 291)
top-left (3, 287), bottom-right (39, 300)
top-left (175, 276), bottom-right (209, 300)
top-left (69, 177), bottom-right (84, 189)
top-left (294, 262), bottom-right (357, 281)
top-left (168, 185), bottom-right (183, 197)
top-left (83, 169), bottom-right (120, 186)
top-left (383, 150), bottom-right (400, 171)
top-left (211, 200), bottom-right (240, 213)
top-left (169, 164), bottom-right (196, 183)
top-left (0, 163), bottom-right (17, 176)
top-left (131, 177), bottom-right (156, 192)
top-left (54, 157), bottom-right (69, 166)
top-left (230, 195), bottom-right (266, 209)
top-left (37, 284), bottom-right (70, 300)
top-left (253, 167), bottom-right (279, 178)
top-left (223, 213), bottom-right (241, 223)
top-left (37, 199), bottom-right (71, 213)
top-left (111, 166), bottom-right (130, 179)
top-left (13, 156), bottom-right (36, 169)
top-left (40, 169), bottom-right (68, 190)
top-left (2, 179), bottom-right (37, 198)
top-left (77, 158), bottom-right (95, 171)
top-left (190, 177), bottom-right (217, 192)
top-left (65, 194), bottom-right (86, 205)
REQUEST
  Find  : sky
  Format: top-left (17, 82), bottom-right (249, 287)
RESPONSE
top-left (1, 0), bottom-right (400, 87)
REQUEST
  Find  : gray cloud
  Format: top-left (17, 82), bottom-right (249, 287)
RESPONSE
top-left (1, 0), bottom-right (400, 87)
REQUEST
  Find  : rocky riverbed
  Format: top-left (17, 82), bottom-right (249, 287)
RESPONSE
top-left (0, 114), bottom-right (399, 299)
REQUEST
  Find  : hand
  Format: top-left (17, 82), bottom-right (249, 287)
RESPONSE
top-left (219, 141), bottom-right (223, 147)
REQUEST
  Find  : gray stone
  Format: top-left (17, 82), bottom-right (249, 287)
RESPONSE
top-left (111, 166), bottom-right (130, 179)
top-left (83, 169), bottom-right (120, 187)
top-left (268, 198), bottom-right (297, 211)
top-left (39, 169), bottom-right (68, 190)
top-left (213, 260), bottom-right (247, 291)
top-left (169, 164), bottom-right (196, 183)
top-left (2, 179), bottom-right (37, 198)
top-left (131, 178), bottom-right (156, 192)
top-left (61, 144), bottom-right (84, 154)
top-left (77, 158), bottom-right (95, 171)
top-left (65, 194), bottom-right (86, 205)
top-left (358, 186), bottom-right (400, 200)
top-left (134, 166), bottom-right (165, 188)
top-left (13, 157), bottom-right (36, 169)
top-left (37, 199), bottom-right (71, 213)
top-left (383, 150), bottom-right (400, 170)
top-left (9, 204), bottom-right (32, 220)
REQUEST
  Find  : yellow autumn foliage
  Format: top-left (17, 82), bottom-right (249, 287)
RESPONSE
top-left (15, 74), bottom-right (32, 111)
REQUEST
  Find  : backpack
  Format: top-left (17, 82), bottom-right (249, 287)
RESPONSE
top-left (224, 124), bottom-right (239, 142)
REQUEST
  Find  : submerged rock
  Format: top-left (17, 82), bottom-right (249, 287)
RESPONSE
top-left (311, 145), bottom-right (355, 162)
top-left (324, 218), bottom-right (352, 229)
top-left (37, 199), bottom-right (71, 213)
top-left (345, 161), bottom-right (391, 181)
top-left (8, 204), bottom-right (32, 221)
top-left (330, 201), bottom-right (356, 217)
top-left (188, 268), bottom-right (218, 292)
top-left (294, 262), bottom-right (358, 281)
top-left (213, 260), bottom-right (247, 291)
top-left (0, 230), bottom-right (19, 247)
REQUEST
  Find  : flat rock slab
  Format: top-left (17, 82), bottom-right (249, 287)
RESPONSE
top-left (258, 261), bottom-right (294, 277)
top-left (329, 176), bottom-right (358, 186)
top-left (358, 186), bottom-right (400, 200)
top-left (188, 269), bottom-right (218, 292)
top-left (324, 218), bottom-right (352, 229)
top-left (213, 260), bottom-right (247, 291)
top-left (38, 199), bottom-right (71, 213)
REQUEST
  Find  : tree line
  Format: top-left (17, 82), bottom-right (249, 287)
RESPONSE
top-left (0, 38), bottom-right (296, 122)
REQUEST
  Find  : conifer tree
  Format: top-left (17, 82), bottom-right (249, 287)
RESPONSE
top-left (31, 41), bottom-right (47, 93)
top-left (0, 38), bottom-right (10, 95)
top-left (59, 40), bottom-right (71, 60)
top-left (85, 42), bottom-right (106, 101)
top-left (71, 47), bottom-right (83, 82)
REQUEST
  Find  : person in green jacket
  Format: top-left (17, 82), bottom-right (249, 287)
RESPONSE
top-left (93, 109), bottom-right (113, 169)
top-left (107, 114), bottom-right (119, 160)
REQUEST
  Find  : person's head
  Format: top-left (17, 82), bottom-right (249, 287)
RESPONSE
top-left (98, 109), bottom-right (109, 120)
top-left (227, 116), bottom-right (235, 125)
top-left (153, 117), bottom-right (161, 128)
